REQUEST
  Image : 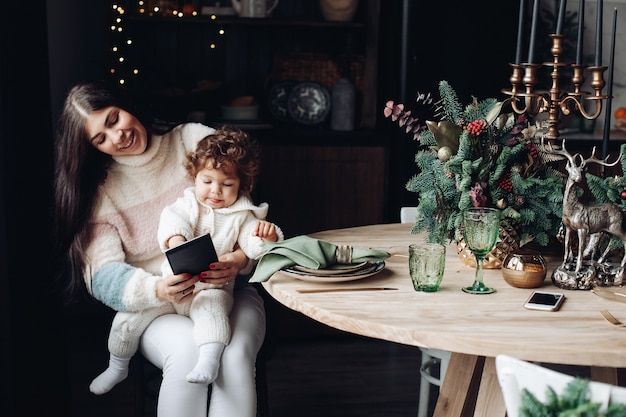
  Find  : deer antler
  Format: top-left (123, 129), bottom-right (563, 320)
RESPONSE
top-left (582, 146), bottom-right (622, 167)
top-left (541, 138), bottom-right (578, 166)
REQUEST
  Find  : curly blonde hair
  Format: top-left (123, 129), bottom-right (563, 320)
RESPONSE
top-left (185, 125), bottom-right (261, 194)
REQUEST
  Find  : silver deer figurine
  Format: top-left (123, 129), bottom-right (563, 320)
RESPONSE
top-left (544, 140), bottom-right (626, 275)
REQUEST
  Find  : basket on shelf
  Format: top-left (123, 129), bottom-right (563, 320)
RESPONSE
top-left (268, 52), bottom-right (364, 93)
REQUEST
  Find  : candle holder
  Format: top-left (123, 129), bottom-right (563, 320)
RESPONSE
top-left (502, 34), bottom-right (609, 139)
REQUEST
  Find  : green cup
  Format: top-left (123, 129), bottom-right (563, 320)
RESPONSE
top-left (409, 243), bottom-right (446, 292)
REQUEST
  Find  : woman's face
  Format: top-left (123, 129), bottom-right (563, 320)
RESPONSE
top-left (194, 163), bottom-right (240, 210)
top-left (84, 106), bottom-right (148, 156)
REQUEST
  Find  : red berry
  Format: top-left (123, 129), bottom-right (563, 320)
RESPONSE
top-left (621, 190), bottom-right (626, 199)
top-left (465, 119), bottom-right (486, 137)
top-left (497, 173), bottom-right (513, 192)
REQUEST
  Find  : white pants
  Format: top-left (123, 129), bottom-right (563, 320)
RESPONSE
top-left (140, 286), bottom-right (266, 417)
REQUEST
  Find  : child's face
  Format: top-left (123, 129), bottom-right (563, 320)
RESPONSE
top-left (194, 163), bottom-right (240, 209)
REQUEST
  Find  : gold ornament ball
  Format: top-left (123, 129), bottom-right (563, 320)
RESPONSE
top-left (501, 249), bottom-right (547, 288)
top-left (437, 146), bottom-right (452, 161)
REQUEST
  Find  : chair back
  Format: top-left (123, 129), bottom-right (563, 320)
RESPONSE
top-left (400, 207), bottom-right (417, 223)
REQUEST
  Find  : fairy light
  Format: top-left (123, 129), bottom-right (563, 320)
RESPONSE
top-left (109, 3), bottom-right (138, 86)
top-left (108, 1), bottom-right (220, 86)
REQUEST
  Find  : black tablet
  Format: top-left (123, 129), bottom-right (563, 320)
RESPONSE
top-left (165, 234), bottom-right (219, 276)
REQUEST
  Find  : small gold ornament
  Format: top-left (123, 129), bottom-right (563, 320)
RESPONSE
top-left (502, 249), bottom-right (547, 288)
top-left (437, 146), bottom-right (452, 161)
top-left (496, 198), bottom-right (508, 209)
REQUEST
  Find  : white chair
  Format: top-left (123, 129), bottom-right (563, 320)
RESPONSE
top-left (400, 207), bottom-right (451, 417)
top-left (496, 354), bottom-right (626, 417)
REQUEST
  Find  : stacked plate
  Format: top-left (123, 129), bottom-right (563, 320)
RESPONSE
top-left (281, 261), bottom-right (385, 282)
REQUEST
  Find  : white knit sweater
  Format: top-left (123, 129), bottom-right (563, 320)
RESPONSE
top-left (158, 188), bottom-right (283, 261)
top-left (85, 123), bottom-right (215, 313)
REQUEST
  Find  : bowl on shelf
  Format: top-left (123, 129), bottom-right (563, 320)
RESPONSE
top-left (501, 249), bottom-right (547, 289)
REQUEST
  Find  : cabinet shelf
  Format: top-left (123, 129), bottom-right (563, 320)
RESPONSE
top-left (125, 14), bottom-right (366, 29)
top-left (250, 127), bottom-right (386, 147)
top-left (119, 0), bottom-right (380, 128)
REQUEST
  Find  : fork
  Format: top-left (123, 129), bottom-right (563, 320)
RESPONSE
top-left (600, 309), bottom-right (626, 328)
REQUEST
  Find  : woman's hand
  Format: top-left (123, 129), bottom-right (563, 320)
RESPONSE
top-left (199, 247), bottom-right (248, 286)
top-left (156, 272), bottom-right (199, 304)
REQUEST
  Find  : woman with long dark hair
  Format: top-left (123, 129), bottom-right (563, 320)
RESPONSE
top-left (53, 80), bottom-right (265, 417)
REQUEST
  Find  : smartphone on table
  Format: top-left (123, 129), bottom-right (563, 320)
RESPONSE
top-left (524, 291), bottom-right (565, 311)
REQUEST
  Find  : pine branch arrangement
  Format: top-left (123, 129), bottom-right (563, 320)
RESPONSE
top-left (519, 377), bottom-right (626, 417)
top-left (384, 80), bottom-right (564, 245)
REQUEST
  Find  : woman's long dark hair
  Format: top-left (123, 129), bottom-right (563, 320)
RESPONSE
top-left (52, 80), bottom-right (176, 303)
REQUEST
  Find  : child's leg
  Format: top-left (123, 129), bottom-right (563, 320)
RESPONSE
top-left (91, 305), bottom-right (175, 394)
top-left (186, 287), bottom-right (233, 384)
top-left (89, 352), bottom-right (131, 395)
top-left (186, 341), bottom-right (226, 384)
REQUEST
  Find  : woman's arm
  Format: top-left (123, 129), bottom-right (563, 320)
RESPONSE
top-left (85, 222), bottom-right (169, 313)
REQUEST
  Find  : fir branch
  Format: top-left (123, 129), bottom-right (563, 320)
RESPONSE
top-left (388, 81), bottom-right (565, 246)
top-left (437, 80), bottom-right (463, 123)
top-left (418, 128), bottom-right (437, 146)
top-left (463, 97), bottom-right (499, 123)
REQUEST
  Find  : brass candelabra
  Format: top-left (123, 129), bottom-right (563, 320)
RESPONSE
top-left (502, 34), bottom-right (609, 139)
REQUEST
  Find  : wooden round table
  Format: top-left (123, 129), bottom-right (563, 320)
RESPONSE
top-left (261, 223), bottom-right (626, 417)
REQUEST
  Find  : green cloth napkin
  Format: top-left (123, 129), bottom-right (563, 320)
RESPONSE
top-left (249, 235), bottom-right (390, 283)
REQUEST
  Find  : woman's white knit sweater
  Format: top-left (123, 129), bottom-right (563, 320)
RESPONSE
top-left (85, 123), bottom-right (213, 313)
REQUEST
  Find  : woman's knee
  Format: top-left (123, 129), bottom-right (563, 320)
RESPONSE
top-left (229, 287), bottom-right (266, 355)
top-left (140, 314), bottom-right (199, 376)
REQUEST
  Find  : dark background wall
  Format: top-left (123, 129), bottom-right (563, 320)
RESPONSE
top-left (379, 0), bottom-right (518, 212)
top-left (1, 1), bottom-right (69, 416)
top-left (47, 0), bottom-right (108, 127)
top-left (1, 1), bottom-right (107, 416)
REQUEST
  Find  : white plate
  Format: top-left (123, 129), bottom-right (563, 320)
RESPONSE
top-left (290, 262), bottom-right (368, 276)
top-left (280, 261), bottom-right (385, 283)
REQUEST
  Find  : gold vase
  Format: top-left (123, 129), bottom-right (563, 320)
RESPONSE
top-left (457, 221), bottom-right (520, 269)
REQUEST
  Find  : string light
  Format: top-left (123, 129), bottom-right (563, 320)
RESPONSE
top-left (108, 1), bottom-right (222, 86)
top-left (109, 3), bottom-right (137, 85)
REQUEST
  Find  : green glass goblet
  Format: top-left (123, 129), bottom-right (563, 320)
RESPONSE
top-left (462, 207), bottom-right (500, 294)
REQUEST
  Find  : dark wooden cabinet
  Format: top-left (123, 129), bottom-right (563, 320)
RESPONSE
top-left (118, 0), bottom-right (381, 129)
top-left (117, 0), bottom-right (388, 235)
top-left (254, 142), bottom-right (387, 237)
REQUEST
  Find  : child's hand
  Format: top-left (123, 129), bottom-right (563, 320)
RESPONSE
top-left (253, 220), bottom-right (278, 242)
top-left (167, 234), bottom-right (186, 249)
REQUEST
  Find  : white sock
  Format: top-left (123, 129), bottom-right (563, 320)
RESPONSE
top-left (89, 354), bottom-right (130, 395)
top-left (186, 342), bottom-right (225, 384)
